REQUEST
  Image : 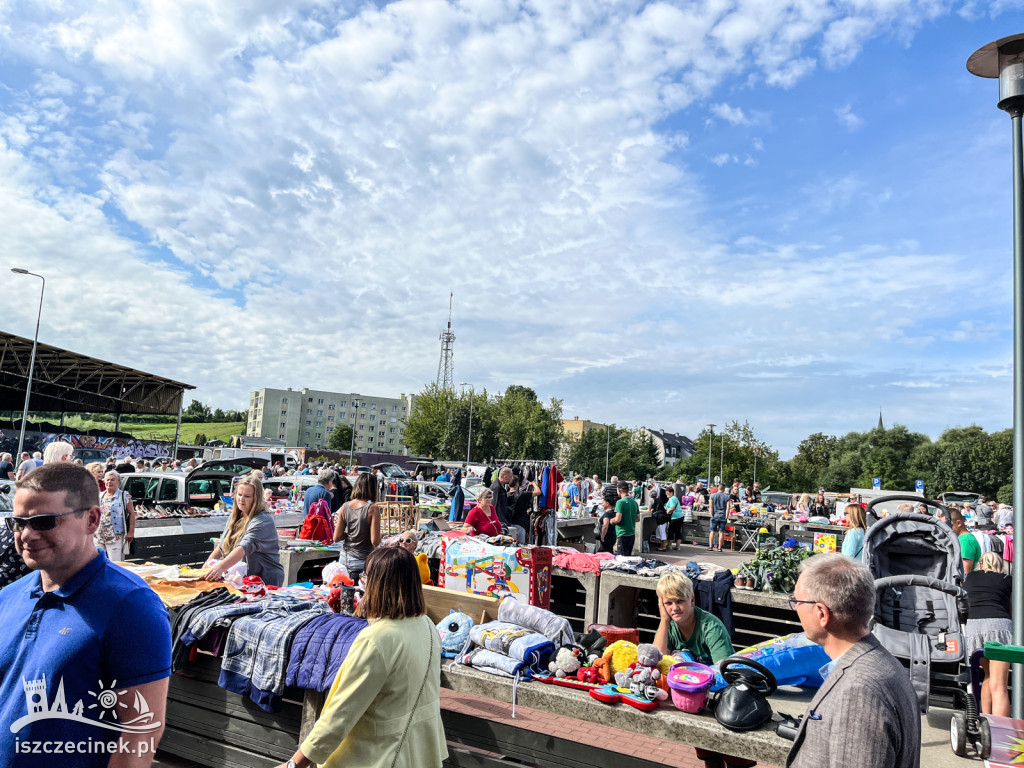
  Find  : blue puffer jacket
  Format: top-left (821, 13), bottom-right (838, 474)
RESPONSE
top-left (286, 613), bottom-right (369, 691)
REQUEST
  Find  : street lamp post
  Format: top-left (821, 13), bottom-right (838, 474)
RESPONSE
top-left (968, 33), bottom-right (1024, 718)
top-left (349, 400), bottom-right (360, 467)
top-left (706, 424), bottom-right (715, 485)
top-left (605, 424), bottom-right (611, 482)
top-left (11, 269), bottom-right (45, 461)
top-left (459, 383), bottom-right (474, 465)
top-left (720, 431), bottom-right (725, 482)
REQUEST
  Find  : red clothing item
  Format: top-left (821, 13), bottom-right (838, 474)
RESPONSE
top-left (464, 505), bottom-right (502, 537)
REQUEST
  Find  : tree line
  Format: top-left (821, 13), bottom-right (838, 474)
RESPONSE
top-left (403, 384), bottom-right (565, 462)
top-left (670, 421), bottom-right (1013, 503)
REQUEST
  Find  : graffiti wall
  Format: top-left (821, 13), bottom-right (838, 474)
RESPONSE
top-left (0, 430), bottom-right (172, 460)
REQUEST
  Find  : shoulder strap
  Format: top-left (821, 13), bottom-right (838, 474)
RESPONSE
top-left (390, 619), bottom-right (435, 768)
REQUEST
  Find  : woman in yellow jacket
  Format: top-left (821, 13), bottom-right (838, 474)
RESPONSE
top-left (275, 546), bottom-right (447, 768)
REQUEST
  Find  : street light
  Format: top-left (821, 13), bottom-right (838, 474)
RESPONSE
top-left (706, 424), bottom-right (715, 486)
top-left (605, 424), bottom-right (611, 482)
top-left (459, 382), bottom-right (474, 465)
top-left (349, 399), bottom-right (360, 467)
top-left (968, 32), bottom-right (1024, 718)
top-left (11, 269), bottom-right (45, 461)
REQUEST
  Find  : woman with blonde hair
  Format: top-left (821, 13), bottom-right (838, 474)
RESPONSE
top-left (841, 503), bottom-right (867, 559)
top-left (276, 547), bottom-right (446, 768)
top-left (965, 551), bottom-right (1013, 716)
top-left (202, 473), bottom-right (284, 585)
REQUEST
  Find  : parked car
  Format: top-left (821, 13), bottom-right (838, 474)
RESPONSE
top-left (120, 457), bottom-right (269, 508)
top-left (372, 462), bottom-right (410, 479)
top-left (938, 491), bottom-right (983, 507)
top-left (73, 448), bottom-right (113, 464)
top-left (261, 475), bottom-right (323, 501)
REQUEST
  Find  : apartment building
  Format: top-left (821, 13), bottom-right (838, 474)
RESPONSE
top-left (561, 417), bottom-right (607, 440)
top-left (247, 387), bottom-right (415, 455)
top-left (640, 427), bottom-right (695, 467)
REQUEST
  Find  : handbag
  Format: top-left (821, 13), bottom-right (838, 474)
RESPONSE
top-left (390, 619), bottom-right (436, 768)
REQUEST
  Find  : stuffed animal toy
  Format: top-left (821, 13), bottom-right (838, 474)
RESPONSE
top-left (577, 666), bottom-right (602, 684)
top-left (548, 647), bottom-right (582, 678)
top-left (415, 552), bottom-right (432, 585)
top-left (435, 610), bottom-right (474, 658)
top-left (241, 575), bottom-right (267, 600)
top-left (591, 656), bottom-right (612, 683)
top-left (604, 640), bottom-right (639, 678)
top-left (614, 643), bottom-right (668, 702)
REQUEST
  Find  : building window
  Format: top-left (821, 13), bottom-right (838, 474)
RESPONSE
top-left (378, 431), bottom-right (385, 437)
top-left (279, 434), bottom-right (285, 440)
top-left (281, 410), bottom-right (287, 415)
top-left (328, 415), bottom-right (334, 422)
top-left (306, 408), bottom-right (312, 414)
top-left (392, 405), bottom-right (397, 412)
top-left (305, 431), bottom-right (310, 437)
top-left (389, 427), bottom-right (396, 434)
top-left (305, 420), bottom-right (311, 426)
top-left (328, 404), bottom-right (335, 410)
top-left (388, 439), bottom-right (395, 445)
top-left (390, 417), bottom-right (397, 423)
top-left (327, 426), bottom-right (333, 433)
top-left (316, 432), bottom-right (322, 439)
top-left (360, 414), bottom-right (366, 420)
top-left (282, 398), bottom-right (288, 405)
top-left (338, 412), bottom-right (346, 419)
top-left (280, 422), bottom-right (286, 429)
top-left (308, 398), bottom-right (313, 403)
top-left (339, 401), bottom-right (346, 407)
top-left (316, 421), bottom-right (322, 427)
top-left (317, 409), bottom-right (323, 416)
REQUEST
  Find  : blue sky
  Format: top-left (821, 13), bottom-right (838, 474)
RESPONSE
top-left (1, 1), bottom-right (1021, 458)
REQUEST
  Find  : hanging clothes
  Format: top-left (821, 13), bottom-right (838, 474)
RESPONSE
top-left (545, 464), bottom-right (563, 510)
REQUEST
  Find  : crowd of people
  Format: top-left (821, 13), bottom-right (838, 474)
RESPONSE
top-left (1, 446), bottom-right (1019, 767)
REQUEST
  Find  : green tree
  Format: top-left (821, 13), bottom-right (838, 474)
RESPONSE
top-left (194, 433), bottom-right (207, 446)
top-left (183, 399), bottom-right (212, 423)
top-left (493, 385), bottom-right (563, 460)
top-left (327, 424), bottom-right (355, 452)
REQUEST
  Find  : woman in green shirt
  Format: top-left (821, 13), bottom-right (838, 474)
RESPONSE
top-left (653, 571), bottom-right (733, 665)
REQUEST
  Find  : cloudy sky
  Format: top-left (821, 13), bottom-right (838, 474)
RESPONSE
top-left (1, 1), bottom-right (1021, 457)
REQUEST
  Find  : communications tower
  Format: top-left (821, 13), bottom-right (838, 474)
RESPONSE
top-left (436, 293), bottom-right (455, 391)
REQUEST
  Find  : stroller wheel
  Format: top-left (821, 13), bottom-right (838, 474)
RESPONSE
top-left (950, 711), bottom-right (967, 756)
top-left (979, 716), bottom-right (992, 759)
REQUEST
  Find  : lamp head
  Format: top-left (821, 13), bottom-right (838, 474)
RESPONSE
top-left (11, 268), bottom-right (29, 274)
top-left (967, 33), bottom-right (1024, 113)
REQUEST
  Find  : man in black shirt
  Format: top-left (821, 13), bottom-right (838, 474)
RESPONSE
top-left (490, 466), bottom-right (513, 527)
top-left (0, 453), bottom-right (14, 481)
top-left (114, 457), bottom-right (135, 474)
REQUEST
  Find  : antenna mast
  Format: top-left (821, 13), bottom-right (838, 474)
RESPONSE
top-left (436, 293), bottom-right (455, 391)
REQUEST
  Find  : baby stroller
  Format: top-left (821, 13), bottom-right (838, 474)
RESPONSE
top-left (861, 495), bottom-right (969, 714)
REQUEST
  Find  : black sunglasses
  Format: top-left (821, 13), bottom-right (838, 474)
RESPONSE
top-left (4, 508), bottom-right (90, 533)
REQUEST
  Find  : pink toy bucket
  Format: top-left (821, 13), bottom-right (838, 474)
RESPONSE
top-left (667, 661), bottom-right (715, 713)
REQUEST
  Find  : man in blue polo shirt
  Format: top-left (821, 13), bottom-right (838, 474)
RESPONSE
top-left (0, 463), bottom-right (172, 767)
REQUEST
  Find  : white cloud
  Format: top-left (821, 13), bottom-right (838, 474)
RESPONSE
top-left (835, 104), bottom-right (864, 131)
top-left (0, 0), bottom-right (1012, 457)
top-left (710, 102), bottom-right (748, 125)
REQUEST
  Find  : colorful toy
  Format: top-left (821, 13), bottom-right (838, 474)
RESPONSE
top-left (435, 610), bottom-right (474, 658)
top-left (589, 683), bottom-right (660, 712)
top-left (241, 575), bottom-right (267, 600)
top-left (666, 661), bottom-right (715, 713)
top-left (577, 666), bottom-right (602, 684)
top-left (548, 647), bottom-right (582, 678)
top-left (709, 633), bottom-right (829, 692)
top-left (614, 643), bottom-right (668, 702)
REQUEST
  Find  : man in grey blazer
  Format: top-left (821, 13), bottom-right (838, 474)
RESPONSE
top-left (786, 553), bottom-right (920, 768)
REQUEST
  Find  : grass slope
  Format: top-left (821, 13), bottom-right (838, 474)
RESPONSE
top-left (58, 419), bottom-right (245, 445)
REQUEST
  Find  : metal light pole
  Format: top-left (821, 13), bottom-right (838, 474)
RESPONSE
top-left (605, 424), bottom-right (611, 481)
top-left (11, 269), bottom-right (45, 461)
top-left (968, 33), bottom-right (1024, 719)
top-left (706, 424), bottom-right (715, 485)
top-left (459, 382), bottom-right (474, 465)
top-left (720, 431), bottom-right (725, 482)
top-left (349, 400), bottom-right (359, 466)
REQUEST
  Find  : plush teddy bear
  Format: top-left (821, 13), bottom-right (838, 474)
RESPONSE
top-left (614, 643), bottom-right (669, 701)
top-left (576, 666), bottom-right (602, 684)
top-left (548, 647), bottom-right (582, 678)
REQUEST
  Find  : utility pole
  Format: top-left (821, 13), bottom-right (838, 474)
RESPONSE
top-left (706, 424), bottom-right (715, 485)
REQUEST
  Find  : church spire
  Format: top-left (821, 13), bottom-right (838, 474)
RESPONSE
top-left (877, 409), bottom-right (884, 430)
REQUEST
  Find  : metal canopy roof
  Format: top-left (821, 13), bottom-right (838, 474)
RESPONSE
top-left (0, 331), bottom-right (194, 416)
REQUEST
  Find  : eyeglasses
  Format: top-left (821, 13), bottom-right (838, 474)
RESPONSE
top-left (399, 538), bottom-right (416, 544)
top-left (4, 508), bottom-right (91, 533)
top-left (787, 595), bottom-right (826, 611)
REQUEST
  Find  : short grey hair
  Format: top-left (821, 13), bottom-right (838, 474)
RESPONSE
top-left (799, 553), bottom-right (874, 631)
top-left (43, 441), bottom-right (74, 464)
top-left (317, 468), bottom-right (335, 486)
